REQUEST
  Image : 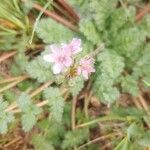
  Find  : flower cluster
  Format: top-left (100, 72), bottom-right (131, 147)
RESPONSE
top-left (43, 38), bottom-right (95, 79)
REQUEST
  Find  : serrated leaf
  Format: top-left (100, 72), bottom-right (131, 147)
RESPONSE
top-left (97, 50), bottom-right (124, 80)
top-left (121, 75), bottom-right (139, 96)
top-left (93, 50), bottom-right (124, 104)
top-left (62, 128), bottom-right (89, 149)
top-left (22, 114), bottom-right (36, 131)
top-left (80, 19), bottom-right (101, 45)
top-left (26, 56), bottom-right (54, 83)
top-left (44, 87), bottom-right (64, 123)
top-left (95, 85), bottom-right (120, 104)
top-left (133, 43), bottom-right (150, 80)
top-left (17, 93), bottom-right (42, 131)
top-left (32, 135), bottom-right (54, 150)
top-left (90, 0), bottom-right (118, 31)
top-left (69, 76), bottom-right (84, 96)
top-left (0, 96), bottom-right (14, 134)
top-left (36, 18), bottom-right (74, 43)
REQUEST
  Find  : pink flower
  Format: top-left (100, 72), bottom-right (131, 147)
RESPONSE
top-left (62, 38), bottom-right (82, 55)
top-left (43, 45), bottom-right (73, 74)
top-left (77, 57), bottom-right (95, 79)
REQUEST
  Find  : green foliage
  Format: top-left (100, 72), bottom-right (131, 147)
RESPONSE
top-left (114, 137), bottom-right (133, 150)
top-left (0, 96), bottom-right (14, 134)
top-left (69, 76), bottom-right (84, 96)
top-left (17, 93), bottom-right (42, 131)
top-left (138, 131), bottom-right (150, 147)
top-left (26, 56), bottom-right (54, 83)
top-left (62, 128), bottom-right (89, 149)
top-left (32, 135), bottom-right (54, 150)
top-left (36, 18), bottom-right (74, 43)
top-left (90, 0), bottom-right (118, 31)
top-left (0, 0), bottom-right (30, 51)
top-left (38, 120), bottom-right (65, 147)
top-left (10, 52), bottom-right (28, 76)
top-left (133, 43), bottom-right (150, 80)
top-left (0, 1), bottom-right (150, 150)
top-left (93, 50), bottom-right (124, 103)
top-left (121, 75), bottom-right (139, 96)
top-left (43, 87), bottom-right (64, 123)
top-left (112, 27), bottom-right (146, 60)
top-left (79, 19), bottom-right (101, 45)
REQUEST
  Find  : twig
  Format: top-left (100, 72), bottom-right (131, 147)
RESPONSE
top-left (33, 3), bottom-right (79, 32)
top-left (6, 87), bottom-right (68, 114)
top-left (132, 96), bottom-right (150, 128)
top-left (77, 133), bottom-right (117, 150)
top-left (84, 91), bottom-right (92, 118)
top-left (55, 0), bottom-right (80, 22)
top-left (135, 5), bottom-right (150, 22)
top-left (71, 96), bottom-right (78, 150)
top-left (0, 76), bottom-right (28, 93)
top-left (4, 136), bottom-right (22, 148)
top-left (0, 51), bottom-right (17, 63)
top-left (9, 100), bottom-right (49, 114)
top-left (52, 2), bottom-right (77, 24)
top-left (72, 96), bottom-right (77, 130)
top-left (132, 97), bottom-right (142, 110)
top-left (0, 75), bottom-right (27, 84)
top-left (29, 80), bottom-right (52, 98)
top-left (101, 142), bottom-right (112, 150)
top-left (138, 95), bottom-right (150, 115)
top-left (5, 80), bottom-right (52, 112)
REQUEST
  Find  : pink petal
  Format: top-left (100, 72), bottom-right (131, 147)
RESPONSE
top-left (71, 38), bottom-right (82, 54)
top-left (52, 63), bottom-right (63, 74)
top-left (82, 70), bottom-right (89, 80)
top-left (49, 44), bottom-right (60, 54)
top-left (61, 44), bottom-right (72, 56)
top-left (64, 57), bottom-right (73, 67)
top-left (43, 54), bottom-right (54, 62)
top-left (71, 38), bottom-right (81, 48)
top-left (77, 67), bottom-right (81, 75)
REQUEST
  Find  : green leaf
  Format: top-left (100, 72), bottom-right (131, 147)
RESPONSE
top-left (17, 93), bottom-right (42, 131)
top-left (43, 87), bottom-right (64, 123)
top-left (93, 50), bottom-right (124, 104)
top-left (36, 18), bottom-right (74, 43)
top-left (133, 43), bottom-right (150, 80)
top-left (90, 0), bottom-right (118, 31)
top-left (32, 135), bottom-right (54, 150)
top-left (22, 113), bottom-right (36, 132)
top-left (69, 76), bottom-right (84, 96)
top-left (138, 131), bottom-right (150, 147)
top-left (0, 96), bottom-right (14, 134)
top-left (97, 50), bottom-right (124, 80)
top-left (121, 75), bottom-right (139, 96)
top-left (26, 56), bottom-right (54, 83)
top-left (62, 128), bottom-right (89, 149)
top-left (112, 27), bottom-right (146, 60)
top-left (127, 123), bottom-right (143, 141)
top-left (95, 85), bottom-right (120, 104)
top-left (80, 19), bottom-right (101, 45)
